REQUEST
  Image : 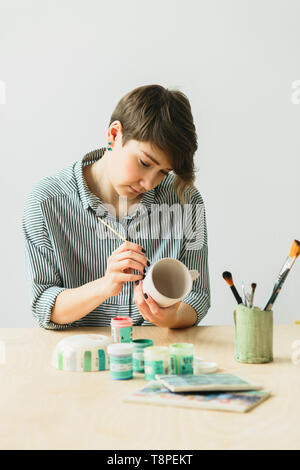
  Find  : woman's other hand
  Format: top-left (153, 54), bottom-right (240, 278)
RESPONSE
top-left (134, 280), bottom-right (181, 327)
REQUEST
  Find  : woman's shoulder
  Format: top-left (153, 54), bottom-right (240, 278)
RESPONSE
top-left (26, 161), bottom-right (78, 206)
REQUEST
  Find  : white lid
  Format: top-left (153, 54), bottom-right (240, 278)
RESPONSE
top-left (194, 356), bottom-right (218, 373)
top-left (107, 343), bottom-right (134, 356)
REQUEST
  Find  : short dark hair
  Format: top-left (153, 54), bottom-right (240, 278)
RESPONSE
top-left (108, 84), bottom-right (198, 204)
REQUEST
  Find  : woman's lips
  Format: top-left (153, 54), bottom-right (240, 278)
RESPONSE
top-left (129, 186), bottom-right (142, 194)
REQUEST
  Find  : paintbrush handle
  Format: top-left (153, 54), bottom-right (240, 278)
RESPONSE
top-left (263, 269), bottom-right (290, 311)
top-left (97, 217), bottom-right (127, 242)
top-left (241, 282), bottom-right (248, 306)
top-left (97, 217), bottom-right (152, 265)
top-left (231, 285), bottom-right (243, 304)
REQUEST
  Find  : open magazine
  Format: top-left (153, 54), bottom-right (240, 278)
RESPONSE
top-left (124, 380), bottom-right (271, 413)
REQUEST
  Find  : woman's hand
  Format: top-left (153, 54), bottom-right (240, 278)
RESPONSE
top-left (102, 241), bottom-right (148, 298)
top-left (134, 280), bottom-right (181, 327)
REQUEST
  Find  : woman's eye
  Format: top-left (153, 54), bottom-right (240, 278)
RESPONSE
top-left (139, 158), bottom-right (168, 176)
top-left (139, 159), bottom-right (149, 168)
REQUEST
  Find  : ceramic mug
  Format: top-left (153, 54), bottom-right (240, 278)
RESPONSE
top-left (142, 258), bottom-right (199, 307)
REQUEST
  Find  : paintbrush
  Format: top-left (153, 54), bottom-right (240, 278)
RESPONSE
top-left (222, 271), bottom-right (243, 304)
top-left (241, 280), bottom-right (248, 306)
top-left (97, 216), bottom-right (151, 265)
top-left (97, 216), bottom-right (127, 242)
top-left (249, 283), bottom-right (257, 308)
top-left (263, 239), bottom-right (300, 311)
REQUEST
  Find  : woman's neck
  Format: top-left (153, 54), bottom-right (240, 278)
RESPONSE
top-left (83, 152), bottom-right (142, 219)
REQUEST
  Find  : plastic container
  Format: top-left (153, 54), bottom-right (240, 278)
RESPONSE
top-left (169, 343), bottom-right (194, 375)
top-left (107, 343), bottom-right (134, 380)
top-left (144, 346), bottom-right (169, 380)
top-left (194, 357), bottom-right (218, 374)
top-left (111, 316), bottom-right (133, 343)
top-left (233, 304), bottom-right (273, 363)
top-left (51, 334), bottom-right (112, 372)
top-left (132, 339), bottom-right (154, 372)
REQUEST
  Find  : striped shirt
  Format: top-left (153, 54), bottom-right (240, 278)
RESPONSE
top-left (22, 148), bottom-right (210, 329)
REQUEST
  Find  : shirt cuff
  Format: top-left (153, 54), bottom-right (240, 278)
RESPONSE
top-left (32, 286), bottom-right (72, 330)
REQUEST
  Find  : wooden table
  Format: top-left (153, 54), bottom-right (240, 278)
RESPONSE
top-left (0, 325), bottom-right (299, 450)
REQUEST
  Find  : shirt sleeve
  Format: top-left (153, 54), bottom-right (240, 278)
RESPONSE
top-left (178, 188), bottom-right (211, 326)
top-left (22, 190), bottom-right (71, 330)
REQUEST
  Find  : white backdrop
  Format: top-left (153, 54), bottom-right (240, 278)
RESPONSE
top-left (0, 0), bottom-right (299, 327)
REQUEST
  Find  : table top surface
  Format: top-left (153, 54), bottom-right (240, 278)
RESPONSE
top-left (1, 325), bottom-right (300, 450)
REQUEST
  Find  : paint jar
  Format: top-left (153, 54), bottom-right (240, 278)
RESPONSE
top-left (169, 343), bottom-right (194, 375)
top-left (144, 346), bottom-right (169, 380)
top-left (107, 343), bottom-right (134, 380)
top-left (111, 316), bottom-right (133, 343)
top-left (233, 304), bottom-right (273, 363)
top-left (132, 339), bottom-right (154, 372)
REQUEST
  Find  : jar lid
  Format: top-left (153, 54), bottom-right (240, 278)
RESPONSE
top-left (169, 343), bottom-right (194, 354)
top-left (107, 343), bottom-right (134, 356)
top-left (132, 339), bottom-right (154, 349)
top-left (111, 316), bottom-right (133, 326)
top-left (144, 346), bottom-right (169, 359)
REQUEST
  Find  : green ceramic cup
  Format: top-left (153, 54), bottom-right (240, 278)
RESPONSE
top-left (233, 304), bottom-right (273, 363)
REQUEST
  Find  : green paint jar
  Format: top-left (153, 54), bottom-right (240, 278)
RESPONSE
top-left (169, 343), bottom-right (194, 375)
top-left (132, 339), bottom-right (154, 372)
top-left (107, 343), bottom-right (134, 380)
top-left (144, 346), bottom-right (169, 380)
top-left (233, 304), bottom-right (273, 363)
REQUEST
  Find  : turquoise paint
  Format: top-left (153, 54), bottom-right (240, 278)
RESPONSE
top-left (109, 354), bottom-right (133, 380)
top-left (132, 339), bottom-right (154, 372)
top-left (118, 326), bottom-right (132, 343)
top-left (144, 360), bottom-right (165, 380)
top-left (98, 349), bottom-right (106, 370)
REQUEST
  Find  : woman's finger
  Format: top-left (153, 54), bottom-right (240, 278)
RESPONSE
top-left (116, 250), bottom-right (148, 268)
top-left (143, 293), bottom-right (160, 315)
top-left (134, 281), bottom-right (152, 320)
top-left (113, 241), bottom-right (145, 256)
top-left (117, 259), bottom-right (145, 274)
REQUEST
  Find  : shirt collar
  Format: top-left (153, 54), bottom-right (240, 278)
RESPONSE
top-left (74, 148), bottom-right (106, 212)
top-left (74, 147), bottom-right (156, 219)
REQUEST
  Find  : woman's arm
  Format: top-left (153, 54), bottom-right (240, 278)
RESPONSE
top-left (169, 302), bottom-right (198, 329)
top-left (51, 241), bottom-right (146, 324)
top-left (50, 277), bottom-right (110, 324)
top-left (45, 241), bottom-right (147, 325)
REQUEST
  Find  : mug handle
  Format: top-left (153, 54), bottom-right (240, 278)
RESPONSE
top-left (189, 270), bottom-right (199, 281)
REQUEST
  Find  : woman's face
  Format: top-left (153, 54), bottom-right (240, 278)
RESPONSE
top-left (108, 137), bottom-right (173, 199)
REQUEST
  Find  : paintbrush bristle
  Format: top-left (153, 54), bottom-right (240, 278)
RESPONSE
top-left (222, 271), bottom-right (233, 287)
top-left (289, 239), bottom-right (300, 258)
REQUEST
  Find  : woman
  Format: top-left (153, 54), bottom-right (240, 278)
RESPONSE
top-left (22, 84), bottom-right (210, 329)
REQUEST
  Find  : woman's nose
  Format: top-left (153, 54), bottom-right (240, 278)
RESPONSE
top-left (140, 176), bottom-right (157, 192)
